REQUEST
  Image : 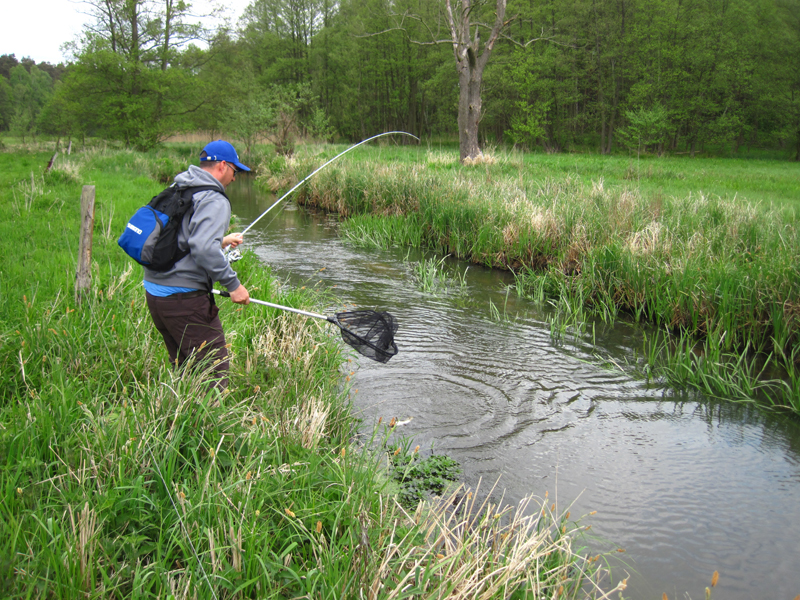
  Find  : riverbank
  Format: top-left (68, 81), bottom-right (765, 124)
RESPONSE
top-left (258, 144), bottom-right (800, 414)
top-left (0, 147), bottom-right (616, 598)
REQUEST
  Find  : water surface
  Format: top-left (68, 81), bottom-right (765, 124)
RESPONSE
top-left (229, 178), bottom-right (800, 599)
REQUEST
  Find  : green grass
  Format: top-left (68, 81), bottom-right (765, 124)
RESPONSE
top-left (516, 152), bottom-right (800, 212)
top-left (0, 147), bottom-right (613, 599)
top-left (258, 144), bottom-right (800, 413)
top-left (281, 141), bottom-right (800, 212)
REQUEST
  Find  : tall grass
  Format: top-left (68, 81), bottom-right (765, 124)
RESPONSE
top-left (259, 145), bottom-right (800, 413)
top-left (0, 147), bottom-right (615, 598)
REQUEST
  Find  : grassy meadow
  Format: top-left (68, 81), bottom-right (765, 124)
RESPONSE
top-left (257, 143), bottom-right (800, 413)
top-left (0, 144), bottom-right (617, 599)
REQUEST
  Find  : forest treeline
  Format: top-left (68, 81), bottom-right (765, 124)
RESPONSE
top-left (1, 0), bottom-right (799, 159)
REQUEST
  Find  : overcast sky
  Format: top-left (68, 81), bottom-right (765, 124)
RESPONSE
top-left (0, 0), bottom-right (253, 65)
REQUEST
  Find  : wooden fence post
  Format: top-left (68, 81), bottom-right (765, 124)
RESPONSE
top-left (46, 151), bottom-right (58, 172)
top-left (75, 185), bottom-right (96, 303)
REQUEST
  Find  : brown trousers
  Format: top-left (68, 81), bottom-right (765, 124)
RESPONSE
top-left (145, 291), bottom-right (229, 387)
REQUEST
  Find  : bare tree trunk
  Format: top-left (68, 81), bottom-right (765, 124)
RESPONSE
top-left (445, 0), bottom-right (507, 163)
top-left (408, 71), bottom-right (418, 139)
top-left (599, 89), bottom-right (606, 154)
top-left (161, 0), bottom-right (172, 71)
top-left (795, 127), bottom-right (800, 162)
top-left (456, 55), bottom-right (484, 160)
top-left (609, 60), bottom-right (622, 153)
top-left (592, 0), bottom-right (606, 154)
top-left (103, 0), bottom-right (118, 53)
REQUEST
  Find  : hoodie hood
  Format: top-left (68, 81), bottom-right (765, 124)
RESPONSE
top-left (174, 164), bottom-right (226, 191)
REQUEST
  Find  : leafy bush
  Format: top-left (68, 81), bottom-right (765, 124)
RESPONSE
top-left (151, 154), bottom-right (189, 183)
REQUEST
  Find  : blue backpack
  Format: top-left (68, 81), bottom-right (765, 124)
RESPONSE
top-left (118, 185), bottom-right (227, 272)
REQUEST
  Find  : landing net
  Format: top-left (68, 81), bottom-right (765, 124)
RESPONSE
top-left (333, 310), bottom-right (399, 364)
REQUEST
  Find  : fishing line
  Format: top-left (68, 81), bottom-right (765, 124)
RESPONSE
top-left (226, 131), bottom-right (419, 262)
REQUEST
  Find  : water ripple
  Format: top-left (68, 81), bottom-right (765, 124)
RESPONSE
top-left (230, 188), bottom-right (800, 600)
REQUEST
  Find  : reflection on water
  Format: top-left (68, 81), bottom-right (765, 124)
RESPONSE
top-left (229, 177), bottom-right (800, 599)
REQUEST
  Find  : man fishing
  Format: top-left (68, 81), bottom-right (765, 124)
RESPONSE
top-left (143, 140), bottom-right (251, 388)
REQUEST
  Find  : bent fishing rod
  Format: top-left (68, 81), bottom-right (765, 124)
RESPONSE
top-left (226, 131), bottom-right (419, 262)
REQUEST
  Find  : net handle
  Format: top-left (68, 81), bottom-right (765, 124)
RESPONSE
top-left (212, 290), bottom-right (332, 322)
top-left (214, 291), bottom-right (398, 363)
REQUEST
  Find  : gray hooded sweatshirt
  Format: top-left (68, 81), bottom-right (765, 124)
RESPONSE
top-left (143, 165), bottom-right (241, 292)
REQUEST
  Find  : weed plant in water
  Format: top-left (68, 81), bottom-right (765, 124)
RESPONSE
top-left (408, 254), bottom-right (450, 294)
top-left (382, 436), bottom-right (461, 508)
top-left (401, 251), bottom-right (470, 298)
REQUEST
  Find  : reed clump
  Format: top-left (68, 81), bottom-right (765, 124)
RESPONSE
top-left (267, 148), bottom-right (800, 412)
top-left (0, 147), bottom-right (614, 598)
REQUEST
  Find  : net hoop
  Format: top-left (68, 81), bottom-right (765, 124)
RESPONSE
top-left (333, 310), bottom-right (399, 364)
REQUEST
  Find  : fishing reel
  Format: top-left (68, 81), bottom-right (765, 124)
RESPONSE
top-left (227, 249), bottom-right (243, 263)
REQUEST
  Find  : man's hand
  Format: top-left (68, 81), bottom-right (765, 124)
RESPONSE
top-left (229, 284), bottom-right (250, 305)
top-left (223, 233), bottom-right (244, 248)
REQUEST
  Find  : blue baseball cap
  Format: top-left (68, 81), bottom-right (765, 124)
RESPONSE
top-left (199, 140), bottom-right (251, 172)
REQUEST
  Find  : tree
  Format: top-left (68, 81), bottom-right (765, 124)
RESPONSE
top-left (0, 54), bottom-right (20, 80)
top-left (239, 0), bottom-right (328, 83)
top-left (502, 46), bottom-right (549, 149)
top-left (269, 82), bottom-right (321, 154)
top-left (37, 81), bottom-right (79, 145)
top-left (223, 83), bottom-right (274, 156)
top-left (774, 0), bottom-right (800, 160)
top-left (6, 64), bottom-right (53, 140)
top-left (616, 104), bottom-right (670, 156)
top-left (59, 47), bottom-right (203, 148)
top-left (0, 76), bottom-right (13, 131)
top-left (384, 0), bottom-right (507, 160)
top-left (444, 0), bottom-right (507, 161)
top-left (57, 0), bottom-right (217, 148)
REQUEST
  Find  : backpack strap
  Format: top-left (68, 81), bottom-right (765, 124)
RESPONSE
top-left (178, 185), bottom-right (229, 201)
top-left (175, 184), bottom-right (229, 225)
top-left (170, 185), bottom-right (230, 271)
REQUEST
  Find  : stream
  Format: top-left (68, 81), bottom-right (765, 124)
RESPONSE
top-left (229, 177), bottom-right (800, 599)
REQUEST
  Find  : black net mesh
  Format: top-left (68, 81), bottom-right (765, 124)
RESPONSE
top-left (333, 310), bottom-right (399, 363)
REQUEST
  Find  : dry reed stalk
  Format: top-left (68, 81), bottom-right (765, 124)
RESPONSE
top-left (229, 524), bottom-right (243, 571)
top-left (626, 221), bottom-right (671, 255)
top-left (368, 483), bottom-right (625, 600)
top-left (53, 156), bottom-right (82, 180)
top-left (426, 151), bottom-right (459, 166)
top-left (68, 501), bottom-right (99, 590)
top-left (295, 396), bottom-right (329, 449)
top-left (168, 570), bottom-right (194, 600)
top-left (103, 263), bottom-right (133, 300)
top-left (208, 528), bottom-right (219, 572)
top-left (462, 153), bottom-right (497, 166)
top-left (264, 461), bottom-right (308, 477)
top-left (250, 313), bottom-right (322, 370)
